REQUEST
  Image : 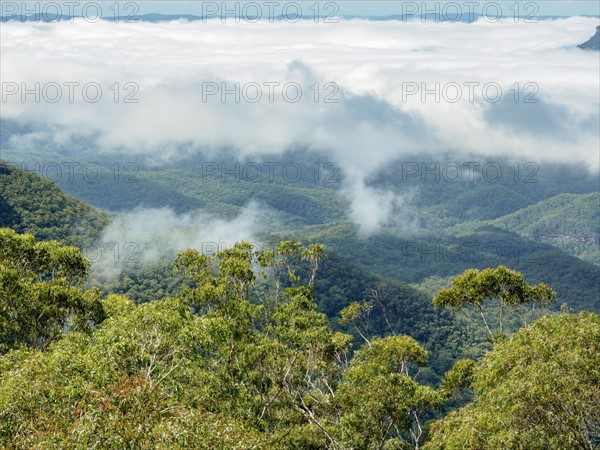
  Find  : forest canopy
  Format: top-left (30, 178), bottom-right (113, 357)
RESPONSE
top-left (0, 229), bottom-right (598, 449)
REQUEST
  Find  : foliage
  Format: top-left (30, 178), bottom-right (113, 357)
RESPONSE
top-left (425, 312), bottom-right (600, 449)
top-left (0, 228), bottom-right (104, 352)
top-left (93, 248), bottom-right (488, 382)
top-left (0, 232), bottom-right (598, 448)
top-left (295, 224), bottom-right (599, 313)
top-left (314, 255), bottom-right (488, 382)
top-left (433, 265), bottom-right (556, 342)
top-left (488, 192), bottom-right (600, 265)
top-left (90, 259), bottom-right (187, 303)
top-left (338, 336), bottom-right (443, 449)
top-left (0, 160), bottom-right (109, 248)
top-left (0, 235), bottom-right (461, 449)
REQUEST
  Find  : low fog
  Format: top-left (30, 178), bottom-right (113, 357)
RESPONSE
top-left (90, 203), bottom-right (263, 276)
top-left (1, 16), bottom-right (598, 245)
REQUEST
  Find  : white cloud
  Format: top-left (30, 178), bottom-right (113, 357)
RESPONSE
top-left (2, 17), bottom-right (599, 235)
top-left (90, 202), bottom-right (263, 276)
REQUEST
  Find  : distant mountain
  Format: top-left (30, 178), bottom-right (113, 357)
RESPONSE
top-left (490, 193), bottom-right (600, 265)
top-left (2, 12), bottom-right (596, 23)
top-left (288, 222), bottom-right (600, 312)
top-left (375, 158), bottom-right (599, 224)
top-left (579, 26), bottom-right (600, 50)
top-left (0, 160), bottom-right (108, 248)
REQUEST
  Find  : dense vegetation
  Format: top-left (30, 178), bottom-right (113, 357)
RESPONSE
top-left (2, 152), bottom-right (598, 309)
top-left (291, 224), bottom-right (599, 311)
top-left (425, 311), bottom-right (600, 449)
top-left (488, 192), bottom-right (600, 265)
top-left (1, 230), bottom-right (598, 449)
top-left (374, 157), bottom-right (599, 223)
top-left (0, 161), bottom-right (109, 248)
top-left (94, 252), bottom-right (489, 382)
top-left (13, 151), bottom-right (593, 309)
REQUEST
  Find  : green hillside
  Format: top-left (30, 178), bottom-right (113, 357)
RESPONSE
top-left (488, 193), bottom-right (600, 265)
top-left (2, 152), bottom-right (598, 314)
top-left (1, 149), bottom-right (598, 449)
top-left (375, 157), bottom-right (599, 224)
top-left (0, 160), bottom-right (109, 248)
top-left (282, 223), bottom-right (600, 312)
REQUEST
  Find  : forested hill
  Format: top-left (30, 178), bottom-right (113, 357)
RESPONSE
top-left (0, 228), bottom-right (597, 449)
top-left (489, 192), bottom-right (600, 265)
top-left (0, 160), bottom-right (109, 248)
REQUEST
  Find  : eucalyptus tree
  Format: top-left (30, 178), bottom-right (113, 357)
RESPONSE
top-left (433, 265), bottom-right (555, 342)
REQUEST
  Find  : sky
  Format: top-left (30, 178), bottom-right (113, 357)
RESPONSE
top-left (3, 1), bottom-right (600, 17)
top-left (115, 1), bottom-right (600, 18)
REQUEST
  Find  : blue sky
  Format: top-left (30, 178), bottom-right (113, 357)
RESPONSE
top-left (7, 0), bottom-right (600, 17)
top-left (134, 1), bottom-right (599, 17)
top-left (6, 1), bottom-right (599, 18)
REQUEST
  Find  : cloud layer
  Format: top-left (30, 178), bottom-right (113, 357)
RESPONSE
top-left (2, 17), bottom-right (599, 235)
